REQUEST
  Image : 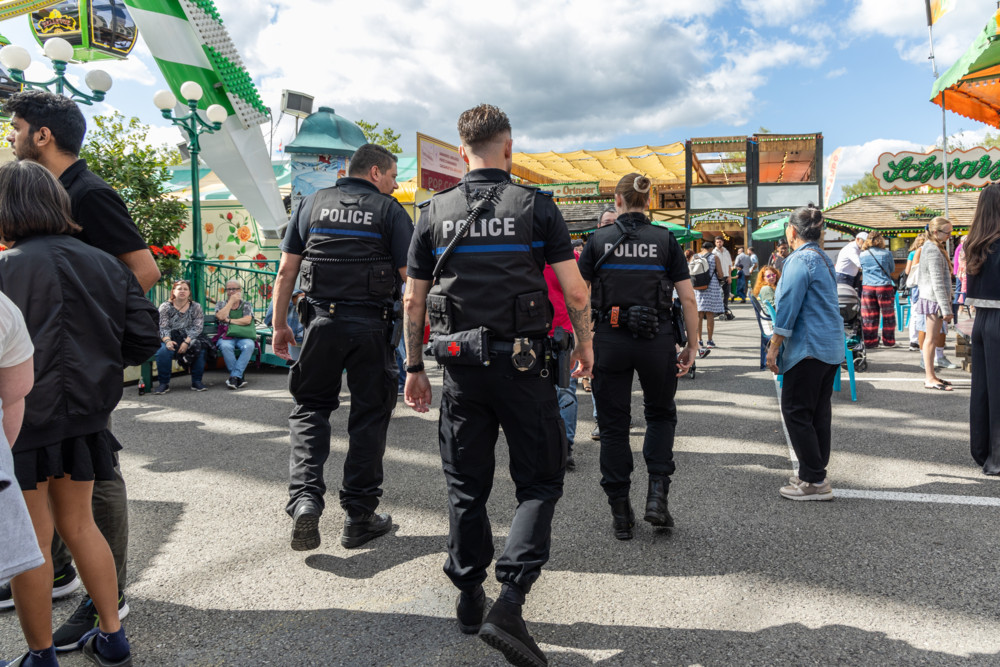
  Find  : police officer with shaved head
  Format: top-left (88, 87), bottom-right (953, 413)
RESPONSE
top-left (403, 104), bottom-right (593, 667)
top-left (271, 143), bottom-right (413, 553)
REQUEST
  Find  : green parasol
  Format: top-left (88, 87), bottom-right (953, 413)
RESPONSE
top-left (751, 217), bottom-right (789, 241)
top-left (652, 220), bottom-right (702, 244)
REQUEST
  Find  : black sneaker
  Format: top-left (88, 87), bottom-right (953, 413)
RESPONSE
top-left (0, 563), bottom-right (80, 610)
top-left (190, 381), bottom-right (207, 391)
top-left (479, 599), bottom-right (547, 667)
top-left (81, 627), bottom-right (132, 666)
top-left (909, 342), bottom-right (921, 351)
top-left (53, 592), bottom-right (129, 652)
top-left (291, 501), bottom-right (321, 552)
top-left (565, 455), bottom-right (576, 472)
top-left (456, 585), bottom-right (485, 634)
top-left (225, 376), bottom-right (237, 390)
top-left (341, 512), bottom-right (392, 549)
top-left (234, 376), bottom-right (248, 389)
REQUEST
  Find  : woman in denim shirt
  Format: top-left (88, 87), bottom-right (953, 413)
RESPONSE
top-left (766, 204), bottom-right (845, 501)
top-left (858, 232), bottom-right (897, 348)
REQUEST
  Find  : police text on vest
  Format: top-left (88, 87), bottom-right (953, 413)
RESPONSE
top-left (605, 243), bottom-right (658, 258)
top-left (318, 208), bottom-right (374, 225)
top-left (442, 218), bottom-right (516, 238)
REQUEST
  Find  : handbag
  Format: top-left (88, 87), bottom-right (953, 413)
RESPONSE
top-left (225, 322), bottom-right (258, 339)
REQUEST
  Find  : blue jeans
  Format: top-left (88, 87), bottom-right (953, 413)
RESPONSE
top-left (217, 338), bottom-right (256, 378)
top-left (557, 376), bottom-right (578, 450)
top-left (395, 337), bottom-right (406, 391)
top-left (736, 273), bottom-right (748, 300)
top-left (155, 342), bottom-right (205, 385)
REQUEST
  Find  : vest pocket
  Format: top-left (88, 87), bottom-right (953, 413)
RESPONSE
top-left (514, 290), bottom-right (551, 335)
top-left (657, 279), bottom-right (674, 311)
top-left (427, 293), bottom-right (453, 334)
top-left (368, 263), bottom-right (394, 298)
top-left (299, 260), bottom-right (314, 293)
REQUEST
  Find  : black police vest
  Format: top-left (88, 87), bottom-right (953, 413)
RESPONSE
top-left (424, 182), bottom-right (552, 340)
top-left (589, 219), bottom-right (674, 312)
top-left (298, 186), bottom-right (397, 304)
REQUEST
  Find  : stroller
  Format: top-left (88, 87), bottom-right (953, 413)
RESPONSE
top-left (837, 284), bottom-right (868, 372)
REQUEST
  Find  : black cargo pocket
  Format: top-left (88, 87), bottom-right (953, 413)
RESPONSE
top-left (298, 260), bottom-right (314, 292)
top-left (657, 279), bottom-right (674, 311)
top-left (514, 290), bottom-right (551, 335)
top-left (427, 293), bottom-right (452, 334)
top-left (368, 262), bottom-right (393, 298)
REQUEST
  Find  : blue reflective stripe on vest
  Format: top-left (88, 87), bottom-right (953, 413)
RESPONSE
top-left (531, 241), bottom-right (545, 248)
top-left (311, 228), bottom-right (383, 239)
top-left (601, 264), bottom-right (666, 271)
top-left (434, 244), bottom-right (531, 255)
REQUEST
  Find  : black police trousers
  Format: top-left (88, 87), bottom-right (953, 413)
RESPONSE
top-left (286, 312), bottom-right (396, 518)
top-left (439, 359), bottom-right (566, 595)
top-left (592, 323), bottom-right (678, 502)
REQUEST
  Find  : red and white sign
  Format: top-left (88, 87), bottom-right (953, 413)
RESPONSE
top-left (417, 133), bottom-right (465, 192)
top-left (824, 146), bottom-right (843, 206)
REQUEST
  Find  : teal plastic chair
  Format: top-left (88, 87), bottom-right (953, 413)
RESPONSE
top-left (894, 292), bottom-right (911, 332)
top-left (765, 301), bottom-right (857, 402)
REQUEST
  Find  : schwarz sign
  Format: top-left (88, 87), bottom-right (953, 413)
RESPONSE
top-left (537, 182), bottom-right (600, 197)
top-left (874, 147), bottom-right (1000, 191)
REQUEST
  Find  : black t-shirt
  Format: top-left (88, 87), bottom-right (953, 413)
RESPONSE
top-left (407, 168), bottom-right (575, 280)
top-left (58, 159), bottom-right (148, 257)
top-left (282, 177), bottom-right (413, 269)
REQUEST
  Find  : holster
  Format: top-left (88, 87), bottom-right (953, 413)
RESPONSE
top-left (671, 301), bottom-right (687, 345)
top-left (296, 298), bottom-right (315, 328)
top-left (429, 327), bottom-right (492, 366)
top-left (389, 300), bottom-right (403, 347)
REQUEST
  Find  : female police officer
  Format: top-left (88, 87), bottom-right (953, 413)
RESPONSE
top-left (578, 173), bottom-right (698, 540)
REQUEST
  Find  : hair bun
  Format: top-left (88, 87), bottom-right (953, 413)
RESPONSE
top-left (633, 175), bottom-right (651, 193)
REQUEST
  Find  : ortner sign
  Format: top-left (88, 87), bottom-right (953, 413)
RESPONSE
top-left (874, 147), bottom-right (1000, 191)
top-left (537, 182), bottom-right (600, 197)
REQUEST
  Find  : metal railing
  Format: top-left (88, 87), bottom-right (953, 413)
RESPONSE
top-left (147, 258), bottom-right (280, 322)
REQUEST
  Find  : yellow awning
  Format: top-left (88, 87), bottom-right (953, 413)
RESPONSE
top-left (513, 143), bottom-right (687, 185)
top-left (393, 179), bottom-right (418, 204)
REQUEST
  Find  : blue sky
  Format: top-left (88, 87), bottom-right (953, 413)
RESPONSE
top-left (1, 0), bottom-right (995, 203)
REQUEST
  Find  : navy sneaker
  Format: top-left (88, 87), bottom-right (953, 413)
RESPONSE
top-left (152, 384), bottom-right (169, 395)
top-left (190, 381), bottom-right (207, 391)
top-left (53, 593), bottom-right (129, 652)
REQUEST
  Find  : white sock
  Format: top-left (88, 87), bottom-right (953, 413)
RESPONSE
top-left (936, 347), bottom-right (945, 360)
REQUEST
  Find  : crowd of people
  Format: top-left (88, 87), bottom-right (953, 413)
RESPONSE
top-left (0, 94), bottom-right (997, 667)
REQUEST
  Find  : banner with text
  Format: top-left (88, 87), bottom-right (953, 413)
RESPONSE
top-left (537, 182), bottom-right (600, 197)
top-left (417, 133), bottom-right (464, 192)
top-left (873, 146), bottom-right (1000, 191)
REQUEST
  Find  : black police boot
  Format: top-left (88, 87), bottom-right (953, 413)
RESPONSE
top-left (610, 497), bottom-right (634, 540)
top-left (456, 585), bottom-right (485, 635)
top-left (340, 512), bottom-right (392, 549)
top-left (643, 477), bottom-right (674, 527)
top-left (290, 500), bottom-right (321, 551)
top-left (479, 587), bottom-right (547, 667)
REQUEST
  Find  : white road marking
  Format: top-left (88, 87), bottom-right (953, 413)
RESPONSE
top-left (771, 378), bottom-right (1000, 506)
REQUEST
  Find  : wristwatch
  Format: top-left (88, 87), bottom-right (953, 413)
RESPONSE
top-left (405, 362), bottom-right (425, 374)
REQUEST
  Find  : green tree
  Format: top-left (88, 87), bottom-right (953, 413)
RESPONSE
top-left (841, 172), bottom-right (881, 199)
top-left (79, 112), bottom-right (188, 280)
top-left (713, 126), bottom-right (771, 175)
top-left (355, 119), bottom-right (402, 153)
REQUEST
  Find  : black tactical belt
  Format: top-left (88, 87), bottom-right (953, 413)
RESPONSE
top-left (489, 339), bottom-right (543, 354)
top-left (594, 307), bottom-right (669, 324)
top-left (313, 302), bottom-right (392, 321)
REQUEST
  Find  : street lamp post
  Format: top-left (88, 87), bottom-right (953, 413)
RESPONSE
top-left (0, 37), bottom-right (112, 105)
top-left (153, 82), bottom-right (228, 305)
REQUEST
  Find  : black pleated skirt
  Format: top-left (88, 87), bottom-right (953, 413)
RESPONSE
top-left (13, 430), bottom-right (119, 491)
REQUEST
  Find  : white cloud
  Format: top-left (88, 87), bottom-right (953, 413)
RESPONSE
top-left (828, 138), bottom-right (925, 201)
top-left (826, 67), bottom-right (847, 79)
top-left (849, 0), bottom-right (988, 69)
top-left (199, 0), bottom-right (823, 152)
top-left (740, 0), bottom-right (824, 27)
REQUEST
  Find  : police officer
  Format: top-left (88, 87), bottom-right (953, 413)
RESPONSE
top-left (403, 104), bottom-right (592, 667)
top-left (271, 143), bottom-right (413, 552)
top-left (578, 173), bottom-right (698, 541)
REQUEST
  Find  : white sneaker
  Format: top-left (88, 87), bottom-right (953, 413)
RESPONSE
top-left (935, 356), bottom-right (959, 369)
top-left (779, 477), bottom-right (833, 501)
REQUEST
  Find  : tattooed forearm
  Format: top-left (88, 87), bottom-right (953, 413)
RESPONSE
top-left (402, 278), bottom-right (431, 365)
top-left (566, 302), bottom-right (593, 343)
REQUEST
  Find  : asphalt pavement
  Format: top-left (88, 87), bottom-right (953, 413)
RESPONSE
top-left (2, 301), bottom-right (998, 666)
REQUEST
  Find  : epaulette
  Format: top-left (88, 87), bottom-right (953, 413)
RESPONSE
top-left (417, 199), bottom-right (431, 210)
top-left (510, 182), bottom-right (552, 197)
